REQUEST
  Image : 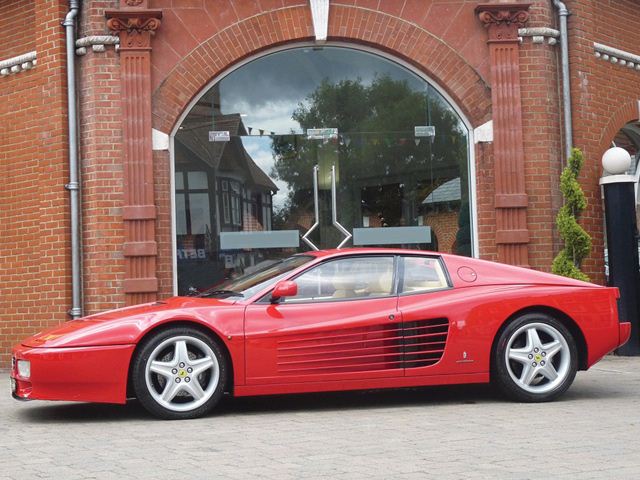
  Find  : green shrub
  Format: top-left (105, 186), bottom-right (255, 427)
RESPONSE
top-left (552, 148), bottom-right (592, 281)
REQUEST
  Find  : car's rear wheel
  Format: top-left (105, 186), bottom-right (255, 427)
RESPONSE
top-left (132, 327), bottom-right (227, 419)
top-left (493, 313), bottom-right (577, 402)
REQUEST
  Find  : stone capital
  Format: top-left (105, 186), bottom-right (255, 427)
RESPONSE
top-left (476, 3), bottom-right (530, 42)
top-left (105, 9), bottom-right (162, 50)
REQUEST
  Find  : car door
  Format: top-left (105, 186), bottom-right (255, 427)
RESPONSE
top-left (244, 255), bottom-right (402, 385)
top-left (395, 255), bottom-right (463, 377)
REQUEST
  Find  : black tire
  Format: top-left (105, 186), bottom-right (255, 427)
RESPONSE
top-left (493, 313), bottom-right (577, 402)
top-left (132, 326), bottom-right (227, 420)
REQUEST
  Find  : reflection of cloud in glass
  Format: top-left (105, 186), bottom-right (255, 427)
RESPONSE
top-left (219, 47), bottom-right (428, 134)
top-left (241, 137), bottom-right (290, 210)
top-left (231, 100), bottom-right (300, 135)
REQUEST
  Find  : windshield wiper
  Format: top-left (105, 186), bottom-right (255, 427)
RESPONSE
top-left (197, 289), bottom-right (243, 298)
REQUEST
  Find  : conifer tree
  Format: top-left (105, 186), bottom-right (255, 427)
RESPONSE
top-left (552, 148), bottom-right (592, 281)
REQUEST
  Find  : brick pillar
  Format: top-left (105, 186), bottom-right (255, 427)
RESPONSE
top-left (476, 3), bottom-right (531, 267)
top-left (106, 2), bottom-right (162, 305)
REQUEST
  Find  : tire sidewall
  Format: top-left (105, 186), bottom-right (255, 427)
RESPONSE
top-left (493, 313), bottom-right (577, 402)
top-left (132, 327), bottom-right (227, 420)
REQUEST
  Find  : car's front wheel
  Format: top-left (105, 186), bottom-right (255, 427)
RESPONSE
top-left (493, 313), bottom-right (577, 402)
top-left (132, 327), bottom-right (227, 419)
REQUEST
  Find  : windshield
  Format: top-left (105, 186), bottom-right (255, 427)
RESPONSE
top-left (197, 255), bottom-right (314, 299)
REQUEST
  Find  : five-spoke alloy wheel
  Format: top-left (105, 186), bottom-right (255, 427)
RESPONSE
top-left (132, 327), bottom-right (227, 419)
top-left (494, 313), bottom-right (577, 402)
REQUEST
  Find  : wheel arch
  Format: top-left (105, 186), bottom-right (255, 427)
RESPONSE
top-left (126, 320), bottom-right (235, 398)
top-left (490, 306), bottom-right (588, 375)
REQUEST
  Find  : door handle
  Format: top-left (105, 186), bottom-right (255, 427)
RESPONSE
top-left (301, 165), bottom-right (320, 251)
top-left (331, 164), bottom-right (352, 249)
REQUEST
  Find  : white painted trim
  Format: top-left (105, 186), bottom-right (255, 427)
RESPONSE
top-left (594, 42), bottom-right (640, 71)
top-left (169, 42), bottom-right (481, 292)
top-left (635, 162), bottom-right (640, 204)
top-left (0, 51), bottom-right (36, 76)
top-left (599, 174), bottom-right (636, 185)
top-left (309, 0), bottom-right (329, 43)
top-left (170, 135), bottom-right (178, 295)
top-left (474, 120), bottom-right (493, 143)
top-left (152, 128), bottom-right (169, 150)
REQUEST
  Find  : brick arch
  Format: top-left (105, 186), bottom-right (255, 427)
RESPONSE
top-left (152, 5), bottom-right (491, 134)
top-left (598, 100), bottom-right (639, 155)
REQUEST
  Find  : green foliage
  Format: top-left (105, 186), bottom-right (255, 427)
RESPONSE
top-left (270, 75), bottom-right (469, 238)
top-left (551, 148), bottom-right (592, 281)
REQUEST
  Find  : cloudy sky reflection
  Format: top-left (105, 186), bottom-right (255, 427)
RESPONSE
top-left (219, 47), bottom-right (427, 135)
top-left (214, 47), bottom-right (437, 212)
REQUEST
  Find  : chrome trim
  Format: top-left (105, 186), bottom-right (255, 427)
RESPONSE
top-left (301, 165), bottom-right (320, 251)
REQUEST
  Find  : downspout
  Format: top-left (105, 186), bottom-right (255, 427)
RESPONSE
top-left (63, 0), bottom-right (82, 318)
top-left (552, 0), bottom-right (573, 161)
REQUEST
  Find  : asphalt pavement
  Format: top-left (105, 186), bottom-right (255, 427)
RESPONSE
top-left (2, 355), bottom-right (640, 479)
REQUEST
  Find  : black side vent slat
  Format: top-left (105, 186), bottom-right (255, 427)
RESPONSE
top-left (402, 318), bottom-right (449, 369)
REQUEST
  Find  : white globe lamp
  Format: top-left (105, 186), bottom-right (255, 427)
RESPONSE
top-left (602, 147), bottom-right (632, 175)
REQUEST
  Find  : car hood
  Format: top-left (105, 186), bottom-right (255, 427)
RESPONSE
top-left (21, 296), bottom-right (239, 348)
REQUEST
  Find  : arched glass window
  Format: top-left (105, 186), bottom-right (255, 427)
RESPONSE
top-left (612, 120), bottom-right (640, 178)
top-left (174, 46), bottom-right (473, 294)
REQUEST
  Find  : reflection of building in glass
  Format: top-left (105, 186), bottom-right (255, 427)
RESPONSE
top-left (422, 177), bottom-right (461, 253)
top-left (175, 110), bottom-right (277, 293)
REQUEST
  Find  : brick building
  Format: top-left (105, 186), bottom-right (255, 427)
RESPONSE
top-left (1, 0), bottom-right (639, 363)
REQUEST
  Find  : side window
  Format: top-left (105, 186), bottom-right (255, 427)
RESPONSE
top-left (285, 256), bottom-right (395, 302)
top-left (401, 256), bottom-right (449, 294)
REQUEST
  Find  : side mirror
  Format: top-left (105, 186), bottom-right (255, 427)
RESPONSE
top-left (271, 281), bottom-right (298, 303)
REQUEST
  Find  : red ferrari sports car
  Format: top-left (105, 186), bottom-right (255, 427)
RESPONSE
top-left (11, 248), bottom-right (630, 419)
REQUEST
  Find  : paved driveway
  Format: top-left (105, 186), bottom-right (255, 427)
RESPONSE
top-left (2, 356), bottom-right (640, 480)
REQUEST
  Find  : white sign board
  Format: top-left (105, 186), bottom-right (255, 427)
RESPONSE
top-left (307, 128), bottom-right (338, 140)
top-left (209, 130), bottom-right (230, 142)
top-left (414, 126), bottom-right (435, 137)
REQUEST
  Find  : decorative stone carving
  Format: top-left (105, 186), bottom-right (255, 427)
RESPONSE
top-left (106, 12), bottom-right (162, 49)
top-left (476, 3), bottom-right (530, 42)
top-left (594, 42), bottom-right (640, 72)
top-left (0, 51), bottom-right (37, 77)
top-left (518, 27), bottom-right (559, 45)
top-left (75, 36), bottom-right (120, 56)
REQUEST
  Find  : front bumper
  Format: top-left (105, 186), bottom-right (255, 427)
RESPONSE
top-left (11, 343), bottom-right (136, 404)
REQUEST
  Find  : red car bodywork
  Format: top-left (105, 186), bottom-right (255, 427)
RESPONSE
top-left (11, 249), bottom-right (630, 404)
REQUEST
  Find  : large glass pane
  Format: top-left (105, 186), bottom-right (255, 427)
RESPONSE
top-left (175, 46), bottom-right (472, 294)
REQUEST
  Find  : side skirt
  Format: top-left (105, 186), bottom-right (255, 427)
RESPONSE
top-left (233, 372), bottom-right (489, 397)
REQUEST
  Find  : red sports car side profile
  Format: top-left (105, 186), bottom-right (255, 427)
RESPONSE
top-left (11, 248), bottom-right (631, 419)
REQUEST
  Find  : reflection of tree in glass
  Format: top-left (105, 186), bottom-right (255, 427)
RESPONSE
top-left (270, 75), bottom-right (470, 254)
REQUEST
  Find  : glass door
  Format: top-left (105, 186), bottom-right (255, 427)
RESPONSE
top-left (174, 46), bottom-right (472, 295)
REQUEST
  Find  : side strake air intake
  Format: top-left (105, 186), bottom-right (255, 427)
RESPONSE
top-left (276, 318), bottom-right (449, 374)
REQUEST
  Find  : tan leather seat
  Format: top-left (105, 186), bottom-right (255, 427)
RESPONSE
top-left (366, 271), bottom-right (393, 296)
top-left (332, 277), bottom-right (357, 299)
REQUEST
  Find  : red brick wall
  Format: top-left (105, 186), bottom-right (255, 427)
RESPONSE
top-left (0, 0), bottom-right (35, 59)
top-left (424, 211), bottom-right (459, 254)
top-left (0, 1), bottom-right (70, 365)
top-left (568, 0), bottom-right (640, 284)
top-left (77, 1), bottom-right (125, 313)
top-left (520, 1), bottom-right (564, 273)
